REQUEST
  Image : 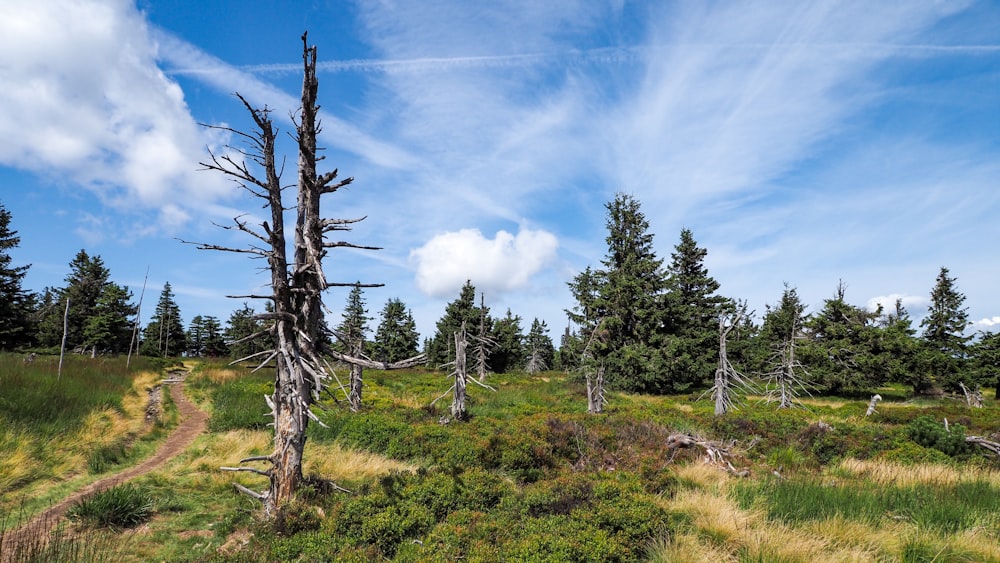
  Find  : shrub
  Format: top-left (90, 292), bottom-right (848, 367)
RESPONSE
top-left (907, 416), bottom-right (970, 457)
top-left (67, 484), bottom-right (154, 529)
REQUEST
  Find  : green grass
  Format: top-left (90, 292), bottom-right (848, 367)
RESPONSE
top-left (732, 476), bottom-right (1000, 533)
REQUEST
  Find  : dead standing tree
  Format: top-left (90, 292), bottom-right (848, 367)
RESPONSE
top-left (763, 314), bottom-right (815, 409)
top-left (432, 322), bottom-right (496, 422)
top-left (709, 307), bottom-right (757, 416)
top-left (193, 34), bottom-right (414, 516)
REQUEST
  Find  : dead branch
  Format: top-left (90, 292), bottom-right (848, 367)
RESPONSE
top-left (665, 433), bottom-right (749, 477)
top-left (865, 394), bottom-right (882, 417)
top-left (966, 436), bottom-right (1000, 457)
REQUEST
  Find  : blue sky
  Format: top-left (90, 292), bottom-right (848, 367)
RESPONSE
top-left (2, 0), bottom-right (999, 342)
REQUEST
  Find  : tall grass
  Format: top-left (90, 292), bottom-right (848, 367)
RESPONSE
top-left (0, 353), bottom-right (163, 512)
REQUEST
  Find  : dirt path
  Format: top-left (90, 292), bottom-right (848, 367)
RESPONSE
top-left (1, 367), bottom-right (208, 559)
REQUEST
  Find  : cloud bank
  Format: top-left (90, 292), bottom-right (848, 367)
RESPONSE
top-left (410, 227), bottom-right (558, 298)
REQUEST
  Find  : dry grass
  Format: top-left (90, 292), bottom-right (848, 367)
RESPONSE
top-left (836, 457), bottom-right (1000, 488)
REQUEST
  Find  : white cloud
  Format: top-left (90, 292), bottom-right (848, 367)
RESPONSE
top-left (865, 294), bottom-right (928, 314)
top-left (410, 227), bottom-right (558, 298)
top-left (0, 0), bottom-right (230, 229)
top-left (975, 316), bottom-right (1000, 329)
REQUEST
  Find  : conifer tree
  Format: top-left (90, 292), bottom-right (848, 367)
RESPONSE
top-left (225, 303), bottom-right (266, 360)
top-left (428, 281), bottom-right (483, 367)
top-left (141, 282), bottom-right (186, 357)
top-left (567, 194), bottom-right (667, 392)
top-left (202, 316), bottom-right (228, 357)
top-left (970, 330), bottom-right (1000, 400)
top-left (372, 298), bottom-right (420, 364)
top-left (0, 202), bottom-right (33, 350)
top-left (758, 284), bottom-right (813, 408)
top-left (335, 285), bottom-right (371, 410)
top-left (490, 308), bottom-right (524, 374)
top-left (801, 281), bottom-right (881, 394)
top-left (188, 315), bottom-right (207, 356)
top-left (661, 229), bottom-right (730, 392)
top-left (38, 250), bottom-right (114, 352)
top-left (83, 282), bottom-right (136, 354)
top-left (525, 318), bottom-right (555, 374)
top-left (919, 267), bottom-right (971, 391)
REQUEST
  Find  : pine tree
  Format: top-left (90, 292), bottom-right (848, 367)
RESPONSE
top-left (372, 298), bottom-right (420, 363)
top-left (568, 194), bottom-right (667, 392)
top-left (919, 267), bottom-right (971, 391)
top-left (0, 202), bottom-right (33, 350)
top-left (490, 309), bottom-right (524, 374)
top-left (661, 229), bottom-right (730, 392)
top-left (525, 318), bottom-right (555, 374)
top-left (428, 281), bottom-right (483, 367)
top-left (141, 282), bottom-right (186, 357)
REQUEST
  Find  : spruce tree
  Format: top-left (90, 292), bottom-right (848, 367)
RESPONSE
top-left (919, 267), bottom-right (971, 391)
top-left (525, 318), bottom-right (555, 374)
top-left (141, 282), bottom-right (186, 357)
top-left (38, 250), bottom-right (112, 352)
top-left (202, 316), bottom-right (228, 357)
top-left (801, 281), bottom-right (881, 394)
top-left (226, 303), bottom-right (265, 360)
top-left (335, 285), bottom-right (370, 354)
top-left (757, 284), bottom-right (813, 408)
top-left (188, 315), bottom-right (206, 356)
top-left (82, 282), bottom-right (136, 354)
top-left (661, 229), bottom-right (730, 392)
top-left (0, 202), bottom-right (33, 350)
top-left (970, 330), bottom-right (1000, 400)
top-left (428, 280), bottom-right (483, 367)
top-left (568, 194), bottom-right (667, 392)
top-left (372, 298), bottom-right (420, 363)
top-left (490, 308), bottom-right (524, 374)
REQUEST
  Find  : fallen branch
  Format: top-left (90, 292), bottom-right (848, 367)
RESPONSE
top-left (665, 433), bottom-right (750, 477)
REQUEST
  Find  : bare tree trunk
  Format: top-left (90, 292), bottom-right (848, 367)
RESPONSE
top-left (865, 394), bottom-right (882, 416)
top-left (348, 341), bottom-right (364, 412)
top-left (126, 267), bottom-right (149, 370)
top-left (586, 363), bottom-right (605, 414)
top-left (453, 325), bottom-right (468, 420)
top-left (58, 298), bottom-right (70, 381)
top-left (710, 309), bottom-right (753, 417)
top-left (959, 382), bottom-right (984, 408)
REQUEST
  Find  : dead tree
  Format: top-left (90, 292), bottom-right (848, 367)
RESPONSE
top-left (865, 394), bottom-right (882, 416)
top-left (709, 307), bottom-right (756, 416)
top-left (525, 341), bottom-right (547, 375)
top-left (959, 382), bottom-right (984, 408)
top-left (431, 322), bottom-right (495, 422)
top-left (763, 314), bottom-right (814, 409)
top-left (581, 319), bottom-right (606, 414)
top-left (472, 293), bottom-right (494, 383)
top-left (192, 34), bottom-right (420, 516)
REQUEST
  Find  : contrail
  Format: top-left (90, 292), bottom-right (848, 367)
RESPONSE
top-left (236, 42), bottom-right (1000, 76)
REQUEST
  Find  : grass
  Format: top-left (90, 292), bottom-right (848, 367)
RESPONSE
top-left (0, 353), bottom-right (174, 522)
top-left (5, 356), bottom-right (1000, 561)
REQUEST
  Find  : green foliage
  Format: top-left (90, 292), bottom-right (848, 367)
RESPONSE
top-left (919, 267), bottom-right (971, 391)
top-left (67, 484), bottom-right (154, 529)
top-left (907, 416), bottom-right (970, 457)
top-left (334, 284), bottom-right (370, 354)
top-left (490, 308), bottom-right (524, 374)
top-left (0, 201), bottom-right (33, 350)
top-left (225, 303), bottom-right (271, 361)
top-left (140, 282), bottom-right (186, 357)
top-left (525, 317), bottom-right (555, 373)
top-left (87, 440), bottom-right (131, 474)
top-left (427, 281), bottom-right (485, 367)
top-left (372, 297), bottom-right (419, 363)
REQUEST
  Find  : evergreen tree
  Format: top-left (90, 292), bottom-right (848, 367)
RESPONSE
top-left (525, 318), bottom-right (555, 374)
top-left (188, 315), bottom-right (206, 356)
top-left (428, 281), bottom-right (483, 367)
top-left (202, 316), bottom-right (228, 357)
top-left (567, 194), bottom-right (667, 392)
top-left (140, 282), bottom-right (186, 357)
top-left (82, 282), bottom-right (136, 354)
top-left (873, 299), bottom-right (923, 392)
top-left (38, 250), bottom-right (112, 351)
top-left (661, 229), bottom-right (730, 392)
top-left (0, 202), bottom-right (33, 350)
top-left (800, 281), bottom-right (882, 394)
top-left (757, 284), bottom-right (813, 408)
top-left (372, 298), bottom-right (420, 363)
top-left (335, 285), bottom-right (371, 354)
top-left (555, 325), bottom-right (583, 371)
top-left (970, 331), bottom-right (1000, 400)
top-left (919, 267), bottom-right (971, 391)
top-left (490, 308), bottom-right (524, 374)
top-left (225, 303), bottom-right (265, 360)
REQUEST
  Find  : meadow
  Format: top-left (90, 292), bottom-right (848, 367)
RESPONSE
top-left (2, 354), bottom-right (999, 561)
